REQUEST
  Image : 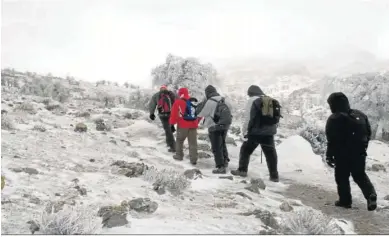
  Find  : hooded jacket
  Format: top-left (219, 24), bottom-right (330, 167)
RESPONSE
top-left (197, 85), bottom-right (233, 130)
top-left (241, 85), bottom-right (266, 136)
top-left (149, 89), bottom-right (176, 116)
top-left (325, 92), bottom-right (371, 159)
top-left (169, 87), bottom-right (199, 129)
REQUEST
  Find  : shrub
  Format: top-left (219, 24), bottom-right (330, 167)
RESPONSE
top-left (37, 205), bottom-right (102, 235)
top-left (299, 124), bottom-right (327, 157)
top-left (33, 124), bottom-right (47, 132)
top-left (15, 102), bottom-right (36, 114)
top-left (142, 166), bottom-right (191, 195)
top-left (1, 115), bottom-right (14, 130)
top-left (280, 208), bottom-right (343, 235)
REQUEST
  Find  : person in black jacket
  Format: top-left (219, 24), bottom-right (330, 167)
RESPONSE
top-left (231, 85), bottom-right (279, 182)
top-left (325, 92), bottom-right (377, 211)
top-left (149, 85), bottom-right (177, 152)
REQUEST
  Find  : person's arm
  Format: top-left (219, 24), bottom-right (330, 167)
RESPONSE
top-left (148, 92), bottom-right (158, 115)
top-left (241, 98), bottom-right (253, 136)
top-left (247, 99), bottom-right (259, 135)
top-left (169, 91), bottom-right (176, 104)
top-left (169, 100), bottom-right (179, 125)
top-left (325, 115), bottom-right (337, 158)
top-left (197, 99), bottom-right (213, 118)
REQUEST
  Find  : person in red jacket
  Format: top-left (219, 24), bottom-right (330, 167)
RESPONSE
top-left (169, 87), bottom-right (199, 165)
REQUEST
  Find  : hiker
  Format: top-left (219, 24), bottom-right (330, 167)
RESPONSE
top-left (231, 85), bottom-right (281, 182)
top-left (149, 85), bottom-right (177, 152)
top-left (169, 87), bottom-right (199, 165)
top-left (325, 92), bottom-right (377, 211)
top-left (196, 85), bottom-right (233, 174)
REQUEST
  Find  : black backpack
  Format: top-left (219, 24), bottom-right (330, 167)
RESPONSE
top-left (342, 109), bottom-right (370, 143)
top-left (259, 96), bottom-right (282, 125)
top-left (209, 97), bottom-right (232, 126)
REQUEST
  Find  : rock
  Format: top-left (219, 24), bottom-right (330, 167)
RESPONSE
top-left (1, 109), bottom-right (8, 115)
top-left (123, 112), bottom-right (132, 119)
top-left (279, 201), bottom-right (294, 212)
top-left (371, 164), bottom-right (386, 172)
top-left (76, 111), bottom-right (91, 118)
top-left (29, 197), bottom-right (41, 205)
top-left (251, 209), bottom-right (279, 229)
top-left (219, 176), bottom-right (234, 180)
top-left (55, 193), bottom-right (61, 196)
top-left (198, 134), bottom-right (209, 141)
top-left (198, 144), bottom-right (211, 152)
top-left (74, 123), bottom-right (87, 133)
top-left (230, 126), bottom-right (241, 136)
top-left (120, 139), bottom-right (131, 146)
top-left (45, 201), bottom-right (66, 213)
top-left (225, 137), bottom-right (237, 146)
top-left (236, 192), bottom-right (253, 200)
top-left (13, 155), bottom-right (21, 158)
top-left (89, 159), bottom-right (95, 162)
top-left (109, 139), bottom-right (117, 145)
top-left (33, 125), bottom-right (46, 132)
top-left (152, 182), bottom-right (166, 195)
top-left (98, 205), bottom-right (129, 228)
top-left (198, 152), bottom-right (212, 159)
top-left (27, 220), bottom-right (40, 234)
top-left (12, 167), bottom-right (39, 175)
top-left (128, 198), bottom-right (158, 214)
top-left (251, 178), bottom-right (266, 190)
top-left (183, 168), bottom-right (202, 180)
top-left (1, 175), bottom-right (5, 190)
top-left (384, 195), bottom-right (389, 201)
top-left (76, 187), bottom-right (87, 196)
top-left (95, 119), bottom-right (111, 131)
top-left (111, 161), bottom-right (147, 177)
top-left (240, 180), bottom-right (248, 184)
top-left (245, 185), bottom-right (260, 194)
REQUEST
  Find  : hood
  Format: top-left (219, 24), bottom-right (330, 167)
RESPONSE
top-left (247, 85), bottom-right (264, 97)
top-left (205, 85), bottom-right (220, 99)
top-left (178, 87), bottom-right (190, 99)
top-left (327, 92), bottom-right (351, 113)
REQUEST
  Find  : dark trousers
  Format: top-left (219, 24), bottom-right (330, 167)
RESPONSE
top-left (335, 155), bottom-right (376, 204)
top-left (238, 135), bottom-right (278, 177)
top-left (209, 130), bottom-right (230, 168)
top-left (159, 116), bottom-right (175, 149)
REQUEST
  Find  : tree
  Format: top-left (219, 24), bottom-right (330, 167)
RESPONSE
top-left (151, 54), bottom-right (221, 99)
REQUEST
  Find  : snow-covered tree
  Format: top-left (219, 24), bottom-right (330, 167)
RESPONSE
top-left (151, 54), bottom-right (221, 99)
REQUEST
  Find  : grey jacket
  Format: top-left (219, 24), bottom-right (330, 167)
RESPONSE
top-left (197, 95), bottom-right (233, 130)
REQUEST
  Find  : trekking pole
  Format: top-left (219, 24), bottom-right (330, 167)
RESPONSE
top-left (260, 149), bottom-right (263, 164)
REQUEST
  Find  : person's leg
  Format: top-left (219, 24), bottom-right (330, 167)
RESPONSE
top-left (231, 136), bottom-right (260, 176)
top-left (209, 131), bottom-right (224, 168)
top-left (334, 163), bottom-right (352, 207)
top-left (259, 136), bottom-right (279, 181)
top-left (221, 130), bottom-right (230, 166)
top-left (174, 127), bottom-right (188, 160)
top-left (350, 155), bottom-right (377, 211)
top-left (187, 128), bottom-right (198, 164)
top-left (160, 116), bottom-right (175, 151)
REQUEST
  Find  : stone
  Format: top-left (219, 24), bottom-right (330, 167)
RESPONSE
top-left (183, 169), bottom-right (202, 180)
top-left (279, 201), bottom-right (294, 212)
top-left (198, 152), bottom-right (212, 159)
top-left (98, 205), bottom-right (129, 228)
top-left (371, 164), bottom-right (386, 172)
top-left (225, 136), bottom-right (237, 146)
top-left (111, 161), bottom-right (147, 177)
top-left (384, 195), bottom-right (389, 201)
top-left (198, 143), bottom-right (211, 152)
top-left (153, 182), bottom-right (166, 195)
top-left (128, 198), bottom-right (158, 214)
top-left (245, 185), bottom-right (260, 194)
top-left (74, 123), bottom-right (87, 133)
top-left (219, 176), bottom-right (234, 180)
top-left (235, 192), bottom-right (253, 200)
top-left (27, 220), bottom-right (40, 234)
top-left (250, 178), bottom-right (266, 190)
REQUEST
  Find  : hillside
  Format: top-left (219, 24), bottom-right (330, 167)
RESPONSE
top-left (1, 70), bottom-right (389, 234)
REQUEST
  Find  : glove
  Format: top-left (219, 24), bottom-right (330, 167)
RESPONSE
top-left (149, 114), bottom-right (156, 121)
top-left (171, 125), bottom-right (176, 133)
top-left (326, 156), bottom-right (335, 168)
top-left (242, 135), bottom-right (248, 142)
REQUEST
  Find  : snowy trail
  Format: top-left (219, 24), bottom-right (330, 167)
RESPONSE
top-left (280, 182), bottom-right (389, 234)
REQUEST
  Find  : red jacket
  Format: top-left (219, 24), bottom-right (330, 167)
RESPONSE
top-left (169, 88), bottom-right (200, 129)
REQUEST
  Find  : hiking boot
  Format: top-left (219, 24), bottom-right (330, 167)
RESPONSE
top-left (224, 160), bottom-right (229, 168)
top-left (335, 200), bottom-right (352, 209)
top-left (173, 155), bottom-right (183, 161)
top-left (269, 176), bottom-right (279, 182)
top-left (190, 161), bottom-right (197, 165)
top-left (367, 194), bottom-right (377, 211)
top-left (230, 169), bottom-right (248, 177)
top-left (212, 166), bottom-right (226, 174)
top-left (168, 148), bottom-right (176, 153)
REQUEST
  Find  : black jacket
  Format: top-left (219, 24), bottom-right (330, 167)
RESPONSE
top-left (325, 92), bottom-right (371, 159)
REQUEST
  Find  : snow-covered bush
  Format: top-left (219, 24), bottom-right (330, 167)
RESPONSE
top-left (142, 166), bottom-right (191, 195)
top-left (14, 102), bottom-right (36, 114)
top-left (20, 78), bottom-right (71, 103)
top-left (299, 124), bottom-right (327, 157)
top-left (280, 208), bottom-right (343, 234)
top-left (37, 205), bottom-right (102, 235)
top-left (1, 115), bottom-right (14, 130)
top-left (126, 88), bottom-right (153, 111)
top-left (151, 54), bottom-right (221, 99)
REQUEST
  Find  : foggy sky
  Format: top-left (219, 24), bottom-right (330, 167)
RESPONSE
top-left (2, 0), bottom-right (389, 86)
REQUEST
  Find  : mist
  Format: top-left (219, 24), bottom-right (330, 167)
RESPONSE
top-left (2, 0), bottom-right (389, 87)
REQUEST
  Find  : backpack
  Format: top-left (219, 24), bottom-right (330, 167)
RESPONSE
top-left (342, 109), bottom-right (370, 144)
top-left (157, 92), bottom-right (172, 114)
top-left (209, 97), bottom-right (232, 126)
top-left (259, 96), bottom-right (282, 125)
top-left (181, 98), bottom-right (198, 121)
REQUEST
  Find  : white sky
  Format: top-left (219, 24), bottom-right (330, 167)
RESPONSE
top-left (1, 0), bottom-right (389, 86)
